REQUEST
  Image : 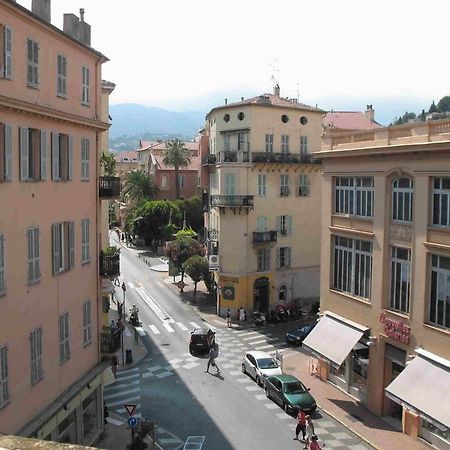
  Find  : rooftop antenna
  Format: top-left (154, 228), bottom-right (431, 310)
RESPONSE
top-left (269, 58), bottom-right (280, 87)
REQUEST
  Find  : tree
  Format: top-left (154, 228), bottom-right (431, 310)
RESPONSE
top-left (183, 255), bottom-right (209, 298)
top-left (420, 109), bottom-right (426, 121)
top-left (100, 153), bottom-right (116, 176)
top-left (165, 236), bottom-right (205, 282)
top-left (162, 139), bottom-right (191, 199)
top-left (428, 101), bottom-right (438, 114)
top-left (122, 170), bottom-right (158, 204)
top-left (174, 196), bottom-right (204, 233)
top-left (437, 95), bottom-right (450, 113)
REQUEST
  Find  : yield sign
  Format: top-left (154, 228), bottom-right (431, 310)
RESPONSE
top-left (124, 404), bottom-right (136, 416)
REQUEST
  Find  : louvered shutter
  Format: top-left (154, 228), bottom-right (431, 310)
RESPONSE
top-left (5, 27), bottom-right (11, 79)
top-left (27, 229), bottom-right (34, 282)
top-left (276, 216), bottom-right (281, 235)
top-left (37, 328), bottom-right (42, 378)
top-left (34, 228), bottom-right (40, 280)
top-left (287, 215), bottom-right (292, 235)
top-left (4, 124), bottom-right (12, 181)
top-left (40, 131), bottom-right (46, 180)
top-left (287, 248), bottom-right (292, 267)
top-left (0, 124), bottom-right (4, 182)
top-left (52, 224), bottom-right (59, 275)
top-left (52, 133), bottom-right (59, 180)
top-left (68, 221), bottom-right (74, 269)
top-left (0, 234), bottom-right (4, 291)
top-left (20, 127), bottom-right (29, 181)
top-left (276, 248), bottom-right (280, 268)
top-left (68, 135), bottom-right (73, 180)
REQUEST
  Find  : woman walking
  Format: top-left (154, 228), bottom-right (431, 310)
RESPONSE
top-left (303, 415), bottom-right (315, 449)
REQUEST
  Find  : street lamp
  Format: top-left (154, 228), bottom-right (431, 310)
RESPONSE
top-left (121, 282), bottom-right (127, 317)
top-left (121, 282), bottom-right (126, 367)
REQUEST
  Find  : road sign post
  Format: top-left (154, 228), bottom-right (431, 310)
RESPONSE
top-left (124, 404), bottom-right (136, 416)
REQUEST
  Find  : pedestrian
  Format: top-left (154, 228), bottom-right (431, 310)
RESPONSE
top-left (308, 435), bottom-right (323, 450)
top-left (293, 408), bottom-right (307, 441)
top-left (236, 309), bottom-right (240, 323)
top-left (118, 302), bottom-right (123, 320)
top-left (121, 233), bottom-right (125, 242)
top-left (239, 307), bottom-right (245, 326)
top-left (206, 343), bottom-right (220, 374)
top-left (226, 309), bottom-right (232, 328)
top-left (111, 355), bottom-right (118, 379)
top-left (303, 415), bottom-right (315, 449)
top-left (243, 310), bottom-right (247, 321)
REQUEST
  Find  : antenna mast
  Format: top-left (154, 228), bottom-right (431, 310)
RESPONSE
top-left (269, 58), bottom-right (280, 87)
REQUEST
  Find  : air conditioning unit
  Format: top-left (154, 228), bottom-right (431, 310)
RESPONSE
top-left (208, 254), bottom-right (220, 271)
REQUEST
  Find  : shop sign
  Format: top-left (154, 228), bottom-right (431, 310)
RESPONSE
top-left (222, 286), bottom-right (235, 300)
top-left (380, 312), bottom-right (411, 344)
top-left (220, 276), bottom-right (238, 284)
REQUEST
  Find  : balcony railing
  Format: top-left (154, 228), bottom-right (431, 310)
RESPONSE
top-left (210, 195), bottom-right (254, 208)
top-left (280, 186), bottom-right (290, 197)
top-left (202, 154), bottom-right (217, 165)
top-left (99, 176), bottom-right (121, 198)
top-left (253, 231), bottom-right (277, 244)
top-left (208, 228), bottom-right (219, 241)
top-left (217, 150), bottom-right (250, 163)
top-left (100, 252), bottom-right (120, 278)
top-left (100, 327), bottom-right (121, 354)
top-left (252, 152), bottom-right (319, 164)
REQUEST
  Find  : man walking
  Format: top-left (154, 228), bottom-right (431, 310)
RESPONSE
top-left (226, 309), bottom-right (232, 328)
top-left (206, 343), bottom-right (220, 374)
top-left (239, 307), bottom-right (245, 326)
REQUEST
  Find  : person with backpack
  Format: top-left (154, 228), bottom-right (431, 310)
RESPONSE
top-left (293, 408), bottom-right (307, 441)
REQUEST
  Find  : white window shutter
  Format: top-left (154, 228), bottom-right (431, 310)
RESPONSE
top-left (20, 127), bottom-right (29, 181)
top-left (68, 135), bottom-right (73, 180)
top-left (4, 124), bottom-right (12, 181)
top-left (52, 133), bottom-right (59, 180)
top-left (5, 27), bottom-right (12, 79)
top-left (69, 221), bottom-right (75, 269)
top-left (287, 215), bottom-right (292, 235)
top-left (40, 131), bottom-right (47, 180)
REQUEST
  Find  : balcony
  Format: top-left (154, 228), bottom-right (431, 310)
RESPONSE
top-left (99, 176), bottom-right (121, 199)
top-left (280, 186), bottom-right (290, 197)
top-left (100, 252), bottom-right (120, 278)
top-left (208, 228), bottom-right (219, 241)
top-left (217, 150), bottom-right (250, 163)
top-left (253, 231), bottom-right (277, 244)
top-left (252, 152), bottom-right (319, 164)
top-left (210, 195), bottom-right (254, 208)
top-left (100, 327), bottom-right (121, 354)
top-left (202, 154), bottom-right (217, 165)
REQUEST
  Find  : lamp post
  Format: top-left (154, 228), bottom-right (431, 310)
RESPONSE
top-left (121, 282), bottom-right (126, 366)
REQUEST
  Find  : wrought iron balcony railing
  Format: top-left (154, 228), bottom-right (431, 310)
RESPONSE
top-left (252, 152), bottom-right (319, 164)
top-left (202, 154), bottom-right (217, 165)
top-left (99, 176), bottom-right (121, 198)
top-left (217, 150), bottom-right (250, 163)
top-left (253, 231), bottom-right (277, 244)
top-left (100, 327), bottom-right (121, 354)
top-left (208, 228), bottom-right (219, 241)
top-left (210, 195), bottom-right (254, 208)
top-left (100, 252), bottom-right (120, 278)
top-left (280, 186), bottom-right (290, 197)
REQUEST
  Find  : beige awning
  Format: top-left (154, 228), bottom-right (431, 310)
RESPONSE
top-left (385, 349), bottom-right (450, 430)
top-left (303, 311), bottom-right (369, 367)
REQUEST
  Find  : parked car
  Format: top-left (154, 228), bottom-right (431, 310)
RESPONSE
top-left (286, 323), bottom-right (316, 346)
top-left (189, 328), bottom-right (215, 355)
top-left (241, 351), bottom-right (282, 386)
top-left (265, 374), bottom-right (317, 414)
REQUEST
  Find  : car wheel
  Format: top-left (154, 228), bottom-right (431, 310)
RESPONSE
top-left (284, 403), bottom-right (290, 413)
top-left (265, 389), bottom-right (270, 399)
top-left (241, 364), bottom-right (246, 374)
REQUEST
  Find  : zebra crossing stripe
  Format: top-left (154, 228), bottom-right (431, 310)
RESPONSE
top-left (105, 380), bottom-right (139, 392)
top-left (189, 322), bottom-right (200, 328)
top-left (112, 373), bottom-right (140, 382)
top-left (106, 417), bottom-right (124, 426)
top-left (107, 395), bottom-right (140, 407)
top-left (104, 387), bottom-right (140, 401)
top-left (128, 281), bottom-right (136, 289)
top-left (163, 323), bottom-right (175, 333)
top-left (176, 322), bottom-right (188, 331)
top-left (167, 318), bottom-right (175, 324)
top-left (115, 367), bottom-right (139, 378)
top-left (135, 326), bottom-right (146, 336)
top-left (254, 344), bottom-right (274, 350)
top-left (149, 324), bottom-right (160, 335)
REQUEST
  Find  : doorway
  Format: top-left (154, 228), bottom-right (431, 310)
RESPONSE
top-left (254, 277), bottom-right (270, 314)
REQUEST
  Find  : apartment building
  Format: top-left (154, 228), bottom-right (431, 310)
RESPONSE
top-left (203, 86), bottom-right (323, 317)
top-left (304, 119), bottom-right (450, 449)
top-left (0, 0), bottom-right (119, 444)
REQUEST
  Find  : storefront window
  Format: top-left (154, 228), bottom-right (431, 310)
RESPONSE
top-left (82, 390), bottom-right (98, 445)
top-left (422, 419), bottom-right (450, 448)
top-left (350, 344), bottom-right (369, 392)
top-left (329, 359), bottom-right (346, 382)
top-left (58, 411), bottom-right (77, 444)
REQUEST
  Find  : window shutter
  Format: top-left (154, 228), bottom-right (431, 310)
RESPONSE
top-left (276, 216), bottom-right (281, 234)
top-left (27, 229), bottom-right (34, 282)
top-left (40, 131), bottom-right (47, 180)
top-left (5, 27), bottom-right (12, 79)
top-left (276, 248), bottom-right (280, 268)
top-left (287, 215), bottom-right (292, 235)
top-left (52, 133), bottom-right (59, 180)
top-left (34, 228), bottom-right (40, 280)
top-left (0, 124), bottom-right (4, 182)
top-left (68, 135), bottom-right (73, 180)
top-left (287, 248), bottom-right (292, 267)
top-left (68, 221), bottom-right (74, 269)
top-left (0, 234), bottom-right (4, 291)
top-left (4, 124), bottom-right (12, 181)
top-left (263, 216), bottom-right (267, 231)
top-left (52, 224), bottom-right (59, 275)
top-left (20, 127), bottom-right (29, 181)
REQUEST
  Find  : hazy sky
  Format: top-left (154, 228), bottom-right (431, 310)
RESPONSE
top-left (17, 0), bottom-right (450, 122)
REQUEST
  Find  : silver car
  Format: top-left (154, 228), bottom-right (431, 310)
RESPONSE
top-left (242, 351), bottom-right (282, 386)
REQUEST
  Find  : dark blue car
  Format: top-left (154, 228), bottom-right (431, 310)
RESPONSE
top-left (286, 323), bottom-right (316, 345)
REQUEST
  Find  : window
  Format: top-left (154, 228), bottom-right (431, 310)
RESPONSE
top-left (334, 177), bottom-right (374, 217)
top-left (80, 138), bottom-right (89, 180)
top-left (52, 221), bottom-right (75, 274)
top-left (19, 128), bottom-right (47, 181)
top-left (0, 345), bottom-right (9, 407)
top-left (57, 54), bottom-right (67, 96)
top-left (300, 116), bottom-right (308, 125)
top-left (281, 114), bottom-right (289, 123)
top-left (0, 234), bottom-right (4, 293)
top-left (277, 215), bottom-right (292, 236)
top-left (237, 112), bottom-right (244, 120)
top-left (429, 254), bottom-right (450, 329)
top-left (257, 174), bottom-right (266, 197)
top-left (59, 313), bottom-right (70, 364)
top-left (82, 66), bottom-right (89, 104)
top-left (224, 173), bottom-right (235, 195)
top-left (257, 216), bottom-right (267, 232)
top-left (392, 177), bottom-right (413, 223)
top-left (27, 39), bottom-right (39, 86)
top-left (279, 285), bottom-right (287, 302)
top-left (0, 123), bottom-right (12, 181)
top-left (83, 301), bottom-right (92, 346)
top-left (300, 136), bottom-right (308, 154)
top-left (257, 248), bottom-right (270, 272)
top-left (223, 135), bottom-right (230, 152)
top-left (333, 236), bottom-right (373, 300)
top-left (278, 247), bottom-right (291, 268)
top-left (223, 114), bottom-right (230, 123)
top-left (51, 133), bottom-right (73, 181)
top-left (297, 174), bottom-right (310, 196)
top-left (390, 247), bottom-right (411, 314)
top-left (280, 174), bottom-right (289, 196)
top-left (238, 132), bottom-right (248, 151)
top-left (281, 135), bottom-right (289, 154)
top-left (161, 174), bottom-right (168, 190)
top-left (30, 327), bottom-right (43, 385)
top-left (81, 219), bottom-right (90, 264)
top-left (265, 134), bottom-right (273, 153)
top-left (27, 227), bottom-right (40, 284)
top-left (0, 25), bottom-right (12, 79)
top-left (178, 174), bottom-right (185, 190)
top-left (432, 177), bottom-right (450, 227)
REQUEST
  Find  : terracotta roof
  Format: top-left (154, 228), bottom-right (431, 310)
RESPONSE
top-left (137, 141), bottom-right (198, 152)
top-left (323, 111), bottom-right (382, 130)
top-left (207, 93), bottom-right (324, 116)
top-left (150, 151), bottom-right (199, 172)
top-left (114, 151), bottom-right (138, 163)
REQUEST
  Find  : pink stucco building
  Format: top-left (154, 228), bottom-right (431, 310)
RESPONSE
top-left (0, 0), bottom-right (118, 444)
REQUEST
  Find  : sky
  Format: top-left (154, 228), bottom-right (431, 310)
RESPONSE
top-left (17, 0), bottom-right (450, 124)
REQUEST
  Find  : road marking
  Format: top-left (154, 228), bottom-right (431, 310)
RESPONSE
top-left (149, 325), bottom-right (160, 335)
top-left (135, 287), bottom-right (170, 322)
top-left (250, 339), bottom-right (267, 345)
top-left (176, 322), bottom-right (188, 331)
top-left (104, 387), bottom-right (140, 401)
top-left (107, 395), bottom-right (140, 407)
top-left (183, 436), bottom-right (205, 450)
top-left (113, 373), bottom-right (140, 382)
top-left (167, 318), bottom-right (175, 324)
top-left (106, 417), bottom-right (123, 426)
top-left (128, 281), bottom-right (136, 289)
top-left (254, 344), bottom-right (275, 350)
top-left (189, 322), bottom-right (201, 328)
top-left (135, 326), bottom-right (146, 336)
top-left (243, 334), bottom-right (263, 341)
top-left (163, 323), bottom-right (175, 333)
top-left (105, 380), bottom-right (139, 391)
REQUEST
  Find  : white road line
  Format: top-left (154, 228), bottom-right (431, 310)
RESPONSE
top-left (176, 322), bottom-right (188, 331)
top-left (106, 395), bottom-right (141, 407)
top-left (104, 387), bottom-right (140, 401)
top-left (254, 344), bottom-right (275, 351)
top-left (135, 287), bottom-right (170, 322)
top-left (189, 322), bottom-right (201, 328)
top-left (105, 380), bottom-right (140, 392)
top-left (106, 417), bottom-right (123, 426)
top-left (167, 318), bottom-right (175, 324)
top-left (113, 373), bottom-right (140, 382)
top-left (149, 325), bottom-right (160, 335)
top-left (243, 335), bottom-right (264, 341)
top-left (250, 339), bottom-right (267, 345)
top-left (163, 323), bottom-right (175, 333)
top-left (135, 326), bottom-right (146, 336)
top-left (128, 281), bottom-right (136, 289)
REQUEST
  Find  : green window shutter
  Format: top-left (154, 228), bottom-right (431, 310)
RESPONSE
top-left (52, 133), bottom-right (59, 180)
top-left (68, 135), bottom-right (73, 180)
top-left (4, 124), bottom-right (12, 180)
top-left (40, 131), bottom-right (47, 180)
top-left (20, 127), bottom-right (29, 181)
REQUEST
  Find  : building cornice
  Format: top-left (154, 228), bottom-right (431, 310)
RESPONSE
top-left (328, 225), bottom-right (375, 239)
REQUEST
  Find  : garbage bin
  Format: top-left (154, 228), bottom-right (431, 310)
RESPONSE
top-left (125, 349), bottom-right (133, 364)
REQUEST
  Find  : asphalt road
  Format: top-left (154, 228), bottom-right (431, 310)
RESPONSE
top-left (106, 237), bottom-right (370, 450)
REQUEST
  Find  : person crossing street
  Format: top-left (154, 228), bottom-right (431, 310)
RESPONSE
top-left (206, 342), bottom-right (220, 374)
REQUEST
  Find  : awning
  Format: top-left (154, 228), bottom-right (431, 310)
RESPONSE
top-left (102, 279), bottom-right (115, 293)
top-left (385, 349), bottom-right (450, 430)
top-left (302, 311), bottom-right (369, 367)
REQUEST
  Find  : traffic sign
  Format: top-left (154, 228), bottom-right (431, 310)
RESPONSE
top-left (128, 417), bottom-right (137, 427)
top-left (177, 280), bottom-right (186, 289)
top-left (124, 404), bottom-right (136, 416)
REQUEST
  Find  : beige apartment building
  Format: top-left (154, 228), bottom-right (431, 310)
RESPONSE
top-left (0, 0), bottom-right (119, 444)
top-left (203, 86), bottom-right (323, 317)
top-left (303, 119), bottom-right (450, 449)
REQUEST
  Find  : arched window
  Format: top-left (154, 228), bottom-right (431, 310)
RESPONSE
top-left (279, 285), bottom-right (287, 303)
top-left (392, 177), bottom-right (413, 223)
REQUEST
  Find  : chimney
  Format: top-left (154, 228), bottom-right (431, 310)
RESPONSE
top-left (225, 99), bottom-right (227, 105)
top-left (32, 0), bottom-right (51, 22)
top-left (364, 104), bottom-right (375, 122)
top-left (241, 97), bottom-right (244, 102)
top-left (78, 8), bottom-right (91, 46)
top-left (273, 83), bottom-right (280, 97)
top-left (63, 13), bottom-right (80, 40)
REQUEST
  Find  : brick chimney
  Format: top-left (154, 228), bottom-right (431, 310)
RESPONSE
top-left (32, 0), bottom-right (51, 22)
top-left (364, 104), bottom-right (375, 122)
top-left (273, 83), bottom-right (280, 97)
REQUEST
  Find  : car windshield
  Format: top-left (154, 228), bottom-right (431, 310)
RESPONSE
top-left (284, 381), bottom-right (307, 394)
top-left (257, 358), bottom-right (279, 369)
top-left (300, 325), bottom-right (312, 333)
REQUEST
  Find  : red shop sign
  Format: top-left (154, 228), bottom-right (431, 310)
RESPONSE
top-left (380, 312), bottom-right (411, 344)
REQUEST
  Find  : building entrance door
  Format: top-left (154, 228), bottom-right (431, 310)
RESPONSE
top-left (383, 343), bottom-right (406, 424)
top-left (254, 277), bottom-right (269, 314)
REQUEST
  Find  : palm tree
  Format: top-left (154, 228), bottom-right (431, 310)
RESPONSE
top-left (162, 139), bottom-right (191, 199)
top-left (122, 170), bottom-right (158, 203)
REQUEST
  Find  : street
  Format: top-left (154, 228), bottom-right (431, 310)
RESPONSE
top-left (104, 237), bottom-right (371, 450)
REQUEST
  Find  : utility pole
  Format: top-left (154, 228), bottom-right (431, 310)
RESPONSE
top-left (121, 282), bottom-right (126, 367)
